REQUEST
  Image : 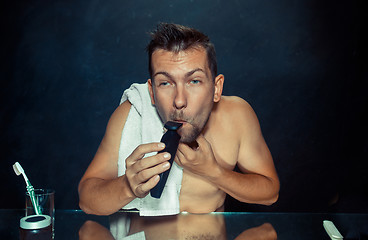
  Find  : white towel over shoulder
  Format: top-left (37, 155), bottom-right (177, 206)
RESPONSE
top-left (117, 82), bottom-right (183, 216)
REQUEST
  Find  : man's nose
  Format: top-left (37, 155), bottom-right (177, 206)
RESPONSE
top-left (174, 86), bottom-right (187, 110)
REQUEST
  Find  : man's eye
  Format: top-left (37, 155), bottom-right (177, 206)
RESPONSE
top-left (190, 80), bottom-right (200, 84)
top-left (159, 81), bottom-right (170, 86)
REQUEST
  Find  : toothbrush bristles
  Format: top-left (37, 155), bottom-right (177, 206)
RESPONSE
top-left (13, 162), bottom-right (22, 176)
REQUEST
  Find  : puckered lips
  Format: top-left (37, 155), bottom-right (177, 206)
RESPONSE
top-left (171, 119), bottom-right (190, 130)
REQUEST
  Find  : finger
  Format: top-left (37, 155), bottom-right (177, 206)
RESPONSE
top-left (174, 149), bottom-right (184, 166)
top-left (174, 154), bottom-right (183, 167)
top-left (178, 142), bottom-right (193, 155)
top-left (126, 142), bottom-right (165, 166)
top-left (195, 134), bottom-right (208, 146)
top-left (126, 151), bottom-right (170, 194)
top-left (134, 160), bottom-right (171, 184)
top-left (134, 184), bottom-right (149, 198)
top-left (196, 135), bottom-right (214, 156)
top-left (132, 142), bottom-right (166, 159)
top-left (177, 142), bottom-right (196, 161)
top-left (136, 175), bottom-right (160, 196)
top-left (128, 161), bottom-right (169, 197)
top-left (131, 152), bottom-right (171, 173)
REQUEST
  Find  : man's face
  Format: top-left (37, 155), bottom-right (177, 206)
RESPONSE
top-left (148, 47), bottom-right (223, 143)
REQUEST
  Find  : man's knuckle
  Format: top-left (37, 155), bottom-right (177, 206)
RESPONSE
top-left (133, 188), bottom-right (140, 196)
top-left (125, 157), bottom-right (132, 166)
top-left (134, 160), bottom-right (141, 169)
top-left (186, 153), bottom-right (194, 161)
top-left (136, 185), bottom-right (147, 197)
top-left (125, 170), bottom-right (133, 179)
top-left (143, 170), bottom-right (153, 181)
top-left (133, 145), bottom-right (144, 155)
top-left (136, 171), bottom-right (146, 182)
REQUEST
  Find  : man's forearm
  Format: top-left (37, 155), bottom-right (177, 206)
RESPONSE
top-left (207, 167), bottom-right (279, 205)
top-left (78, 175), bottom-right (136, 215)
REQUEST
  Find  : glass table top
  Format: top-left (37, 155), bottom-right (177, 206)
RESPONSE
top-left (1, 209), bottom-right (367, 239)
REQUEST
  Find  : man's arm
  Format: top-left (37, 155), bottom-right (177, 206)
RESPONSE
top-left (78, 101), bottom-right (134, 215)
top-left (233, 98), bottom-right (279, 204)
top-left (78, 101), bottom-right (171, 215)
top-left (175, 97), bottom-right (279, 205)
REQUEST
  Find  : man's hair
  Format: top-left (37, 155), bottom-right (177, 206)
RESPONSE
top-left (146, 23), bottom-right (217, 80)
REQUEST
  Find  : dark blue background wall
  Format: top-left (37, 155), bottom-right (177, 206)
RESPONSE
top-left (1, 0), bottom-right (367, 212)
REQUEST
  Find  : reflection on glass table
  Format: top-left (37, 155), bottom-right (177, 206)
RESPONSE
top-left (1, 209), bottom-right (368, 239)
top-left (80, 211), bottom-right (277, 240)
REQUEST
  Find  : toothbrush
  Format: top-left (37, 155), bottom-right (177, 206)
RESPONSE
top-left (13, 162), bottom-right (41, 215)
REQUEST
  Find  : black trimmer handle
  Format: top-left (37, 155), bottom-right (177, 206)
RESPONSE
top-left (150, 121), bottom-right (182, 198)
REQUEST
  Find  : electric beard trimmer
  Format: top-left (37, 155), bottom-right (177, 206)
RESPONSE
top-left (151, 121), bottom-right (183, 199)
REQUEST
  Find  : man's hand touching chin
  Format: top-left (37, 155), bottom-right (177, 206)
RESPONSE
top-left (175, 134), bottom-right (223, 179)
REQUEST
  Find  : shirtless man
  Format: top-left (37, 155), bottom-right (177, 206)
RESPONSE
top-left (78, 23), bottom-right (279, 215)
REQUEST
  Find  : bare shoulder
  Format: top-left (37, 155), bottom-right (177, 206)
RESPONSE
top-left (214, 96), bottom-right (264, 146)
top-left (99, 100), bottom-right (132, 155)
top-left (106, 100), bottom-right (132, 135)
top-left (216, 96), bottom-right (259, 127)
top-left (219, 96), bottom-right (253, 110)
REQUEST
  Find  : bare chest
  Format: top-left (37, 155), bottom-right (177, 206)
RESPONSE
top-left (179, 129), bottom-right (240, 212)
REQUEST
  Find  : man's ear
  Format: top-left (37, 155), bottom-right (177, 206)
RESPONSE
top-left (147, 79), bottom-right (156, 105)
top-left (213, 74), bottom-right (224, 102)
